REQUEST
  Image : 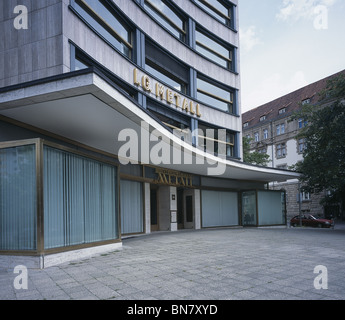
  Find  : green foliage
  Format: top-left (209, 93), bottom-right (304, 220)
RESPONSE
top-left (242, 136), bottom-right (270, 166)
top-left (291, 74), bottom-right (345, 206)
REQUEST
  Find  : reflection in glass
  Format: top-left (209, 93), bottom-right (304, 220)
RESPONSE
top-left (242, 191), bottom-right (257, 226)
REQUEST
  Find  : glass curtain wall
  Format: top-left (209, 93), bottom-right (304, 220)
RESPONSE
top-left (242, 191), bottom-right (257, 226)
top-left (0, 140), bottom-right (119, 253)
top-left (0, 144), bottom-right (37, 251)
top-left (257, 191), bottom-right (285, 226)
top-left (43, 146), bottom-right (118, 250)
top-left (120, 180), bottom-right (143, 234)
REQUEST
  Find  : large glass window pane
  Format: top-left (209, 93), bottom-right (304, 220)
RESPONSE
top-left (194, 0), bottom-right (232, 26)
top-left (74, 0), bottom-right (132, 58)
top-left (196, 29), bottom-right (233, 69)
top-left (144, 0), bottom-right (186, 41)
top-left (197, 77), bottom-right (234, 113)
top-left (145, 61), bottom-right (183, 92)
top-left (43, 146), bottom-right (118, 249)
top-left (257, 191), bottom-right (285, 226)
top-left (0, 145), bottom-right (37, 251)
top-left (201, 190), bottom-right (238, 227)
top-left (242, 191), bottom-right (257, 226)
top-left (120, 180), bottom-right (143, 234)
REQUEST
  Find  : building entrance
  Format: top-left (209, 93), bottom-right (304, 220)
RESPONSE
top-left (150, 187), bottom-right (159, 232)
top-left (177, 188), bottom-right (194, 230)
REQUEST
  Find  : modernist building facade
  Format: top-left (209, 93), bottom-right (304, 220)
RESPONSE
top-left (0, 0), bottom-right (299, 267)
top-left (242, 70), bottom-right (345, 222)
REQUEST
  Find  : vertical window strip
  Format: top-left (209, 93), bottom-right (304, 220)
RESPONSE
top-left (194, 0), bottom-right (232, 26)
top-left (0, 145), bottom-right (37, 251)
top-left (195, 29), bottom-right (233, 70)
top-left (74, 0), bottom-right (133, 58)
top-left (43, 146), bottom-right (118, 250)
top-left (144, 0), bottom-right (186, 41)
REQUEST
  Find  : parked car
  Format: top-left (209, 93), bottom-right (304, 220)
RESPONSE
top-left (290, 215), bottom-right (333, 228)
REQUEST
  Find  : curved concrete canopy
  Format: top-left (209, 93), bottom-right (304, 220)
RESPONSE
top-left (0, 71), bottom-right (300, 183)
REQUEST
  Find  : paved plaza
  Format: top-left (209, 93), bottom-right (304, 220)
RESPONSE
top-left (1, 224), bottom-right (345, 300)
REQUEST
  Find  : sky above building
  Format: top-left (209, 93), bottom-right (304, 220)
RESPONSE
top-left (239, 0), bottom-right (345, 113)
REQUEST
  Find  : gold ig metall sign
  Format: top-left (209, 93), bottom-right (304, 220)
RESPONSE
top-left (133, 68), bottom-right (202, 118)
top-left (154, 168), bottom-right (193, 187)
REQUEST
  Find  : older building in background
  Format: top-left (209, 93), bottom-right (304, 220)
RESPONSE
top-left (242, 69), bottom-right (345, 222)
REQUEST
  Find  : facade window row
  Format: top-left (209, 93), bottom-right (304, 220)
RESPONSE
top-left (71, 0), bottom-right (237, 72)
top-left (192, 0), bottom-right (234, 28)
top-left (69, 0), bottom-right (240, 159)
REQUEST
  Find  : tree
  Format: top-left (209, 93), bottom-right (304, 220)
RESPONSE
top-left (243, 136), bottom-right (270, 166)
top-left (291, 74), bottom-right (345, 218)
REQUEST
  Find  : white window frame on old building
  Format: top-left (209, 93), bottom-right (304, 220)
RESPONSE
top-left (298, 118), bottom-right (307, 129)
top-left (278, 107), bottom-right (286, 115)
top-left (276, 123), bottom-right (285, 135)
top-left (300, 191), bottom-right (311, 201)
top-left (263, 128), bottom-right (268, 140)
top-left (254, 132), bottom-right (259, 142)
top-left (276, 143), bottom-right (286, 158)
top-left (298, 138), bottom-right (306, 153)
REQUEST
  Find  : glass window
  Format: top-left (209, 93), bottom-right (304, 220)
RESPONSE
top-left (74, 56), bottom-right (90, 71)
top-left (144, 0), bottom-right (186, 41)
top-left (0, 144), bottom-right (37, 251)
top-left (43, 146), bottom-right (118, 249)
top-left (121, 180), bottom-right (143, 234)
top-left (263, 129), bottom-right (268, 140)
top-left (197, 77), bottom-right (234, 114)
top-left (198, 123), bottom-right (236, 158)
top-left (195, 28), bottom-right (234, 70)
top-left (242, 191), bottom-right (257, 226)
top-left (298, 138), bottom-right (306, 153)
top-left (298, 118), bottom-right (307, 129)
top-left (145, 59), bottom-right (185, 93)
top-left (194, 0), bottom-right (233, 27)
top-left (149, 107), bottom-right (191, 142)
top-left (145, 40), bottom-right (189, 94)
top-left (257, 191), bottom-right (285, 226)
top-left (276, 123), bottom-right (285, 135)
top-left (254, 132), bottom-right (259, 142)
top-left (74, 0), bottom-right (133, 58)
top-left (276, 143), bottom-right (286, 158)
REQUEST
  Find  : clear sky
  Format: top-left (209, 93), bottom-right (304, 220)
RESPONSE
top-left (238, 0), bottom-right (345, 113)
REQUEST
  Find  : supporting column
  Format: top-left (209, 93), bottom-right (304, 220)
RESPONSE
top-left (170, 186), bottom-right (178, 232)
top-left (194, 189), bottom-right (201, 230)
top-left (144, 182), bottom-right (151, 234)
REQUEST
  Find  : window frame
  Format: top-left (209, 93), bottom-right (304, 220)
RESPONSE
top-left (276, 123), bottom-right (285, 135)
top-left (143, 0), bottom-right (187, 42)
top-left (71, 0), bottom-right (134, 59)
top-left (195, 25), bottom-right (235, 71)
top-left (276, 143), bottom-right (286, 158)
top-left (193, 0), bottom-right (234, 28)
top-left (197, 121), bottom-right (237, 159)
top-left (196, 74), bottom-right (236, 115)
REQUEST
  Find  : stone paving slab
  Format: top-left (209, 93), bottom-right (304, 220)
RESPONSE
top-left (1, 225), bottom-right (345, 300)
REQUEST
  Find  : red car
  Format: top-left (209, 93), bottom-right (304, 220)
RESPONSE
top-left (290, 215), bottom-right (333, 228)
